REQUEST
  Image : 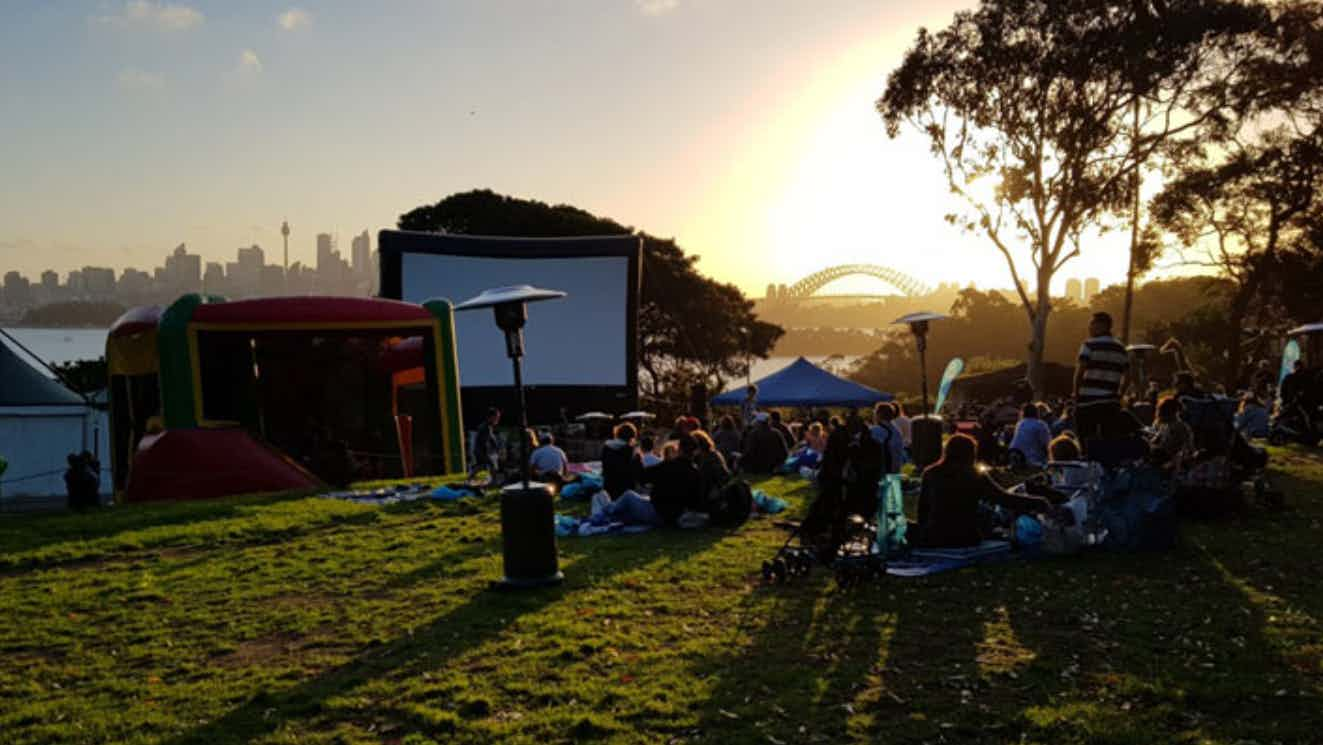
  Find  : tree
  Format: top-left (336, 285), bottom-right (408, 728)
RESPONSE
top-left (398, 190), bottom-right (783, 405)
top-left (878, 0), bottom-right (1266, 396)
top-left (1150, 1), bottom-right (1323, 387)
top-left (1153, 129), bottom-right (1323, 385)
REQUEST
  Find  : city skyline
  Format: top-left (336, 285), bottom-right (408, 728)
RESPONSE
top-left (0, 227), bottom-right (376, 313)
top-left (0, 0), bottom-right (1179, 298)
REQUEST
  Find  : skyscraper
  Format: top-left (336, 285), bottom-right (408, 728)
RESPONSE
top-left (316, 233), bottom-right (336, 271)
top-left (1083, 277), bottom-right (1100, 303)
top-left (1065, 278), bottom-right (1082, 302)
top-left (164, 244), bottom-right (202, 293)
top-left (351, 230), bottom-right (371, 275)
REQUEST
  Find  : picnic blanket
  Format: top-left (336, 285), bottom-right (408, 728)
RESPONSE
top-left (885, 540), bottom-right (1013, 577)
top-left (554, 513), bottom-right (654, 538)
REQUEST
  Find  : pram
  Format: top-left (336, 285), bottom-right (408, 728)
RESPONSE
top-left (761, 475), bottom-right (901, 588)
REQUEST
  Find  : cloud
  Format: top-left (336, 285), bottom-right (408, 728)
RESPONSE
top-left (277, 8), bottom-right (312, 31)
top-left (237, 49), bottom-right (263, 74)
top-left (94, 1), bottom-right (204, 31)
top-left (116, 67), bottom-right (165, 91)
top-left (635, 0), bottom-right (679, 16)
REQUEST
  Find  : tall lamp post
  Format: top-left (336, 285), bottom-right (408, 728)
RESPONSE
top-left (893, 311), bottom-right (948, 468)
top-left (456, 285), bottom-right (566, 589)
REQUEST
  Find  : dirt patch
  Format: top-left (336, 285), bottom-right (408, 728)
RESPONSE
top-left (212, 632), bottom-right (305, 669)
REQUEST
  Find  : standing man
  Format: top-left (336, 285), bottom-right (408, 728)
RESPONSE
top-left (473, 407), bottom-right (503, 480)
top-left (1073, 312), bottom-right (1129, 442)
top-left (741, 384), bottom-right (759, 429)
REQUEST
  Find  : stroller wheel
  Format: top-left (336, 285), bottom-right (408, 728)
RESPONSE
top-left (772, 558), bottom-right (788, 582)
top-left (761, 561), bottom-right (774, 582)
top-left (1268, 430), bottom-right (1287, 446)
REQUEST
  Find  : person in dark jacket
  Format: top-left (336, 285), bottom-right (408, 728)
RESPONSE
top-left (712, 415), bottom-right (742, 465)
top-left (740, 413), bottom-right (789, 474)
top-left (800, 421), bottom-right (854, 552)
top-left (641, 434), bottom-right (701, 526)
top-left (769, 411), bottom-right (794, 449)
top-left (473, 407), bottom-right (502, 477)
top-left (600, 422), bottom-right (645, 498)
top-left (915, 434), bottom-right (1055, 549)
top-left (843, 414), bottom-right (883, 518)
top-left (691, 430), bottom-right (732, 509)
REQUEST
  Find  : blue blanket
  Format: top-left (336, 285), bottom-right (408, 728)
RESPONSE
top-left (886, 540), bottom-right (1013, 577)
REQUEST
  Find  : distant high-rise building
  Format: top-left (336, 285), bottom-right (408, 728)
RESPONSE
top-left (164, 244), bottom-right (202, 293)
top-left (765, 283), bottom-right (778, 301)
top-left (1083, 277), bottom-right (1100, 303)
top-left (203, 262), bottom-right (225, 294)
top-left (81, 266), bottom-right (116, 297)
top-left (351, 230), bottom-right (371, 275)
top-left (38, 270), bottom-right (59, 302)
top-left (3, 271), bottom-right (32, 308)
top-left (316, 233), bottom-right (336, 271)
top-left (67, 269), bottom-right (86, 295)
top-left (1065, 278), bottom-right (1083, 302)
top-left (119, 268), bottom-right (153, 298)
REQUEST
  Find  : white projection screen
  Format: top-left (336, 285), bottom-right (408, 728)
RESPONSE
top-left (378, 230), bottom-right (641, 424)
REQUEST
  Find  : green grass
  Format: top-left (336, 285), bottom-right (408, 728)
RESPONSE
top-left (2, 451), bottom-right (1322, 744)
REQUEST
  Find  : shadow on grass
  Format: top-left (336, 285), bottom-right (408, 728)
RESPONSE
top-left (161, 527), bottom-right (725, 745)
top-left (0, 492), bottom-right (310, 556)
top-left (689, 469), bottom-right (1323, 744)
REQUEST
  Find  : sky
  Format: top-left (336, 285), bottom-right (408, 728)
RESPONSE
top-left (0, 0), bottom-right (1151, 296)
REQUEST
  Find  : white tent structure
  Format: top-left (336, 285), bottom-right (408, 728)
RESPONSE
top-left (0, 338), bottom-right (109, 510)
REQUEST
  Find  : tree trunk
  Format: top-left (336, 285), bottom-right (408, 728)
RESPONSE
top-left (1224, 278), bottom-right (1258, 392)
top-left (1027, 273), bottom-right (1052, 399)
top-left (1121, 97), bottom-right (1142, 345)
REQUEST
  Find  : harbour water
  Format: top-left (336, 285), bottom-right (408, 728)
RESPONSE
top-left (0, 327), bottom-right (109, 368)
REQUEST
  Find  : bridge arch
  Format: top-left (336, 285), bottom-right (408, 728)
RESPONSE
top-left (781, 264), bottom-right (932, 299)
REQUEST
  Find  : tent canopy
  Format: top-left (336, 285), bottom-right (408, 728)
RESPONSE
top-left (0, 337), bottom-right (84, 407)
top-left (712, 357), bottom-right (892, 409)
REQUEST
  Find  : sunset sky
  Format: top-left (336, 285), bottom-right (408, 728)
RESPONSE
top-left (1, 0), bottom-right (1149, 296)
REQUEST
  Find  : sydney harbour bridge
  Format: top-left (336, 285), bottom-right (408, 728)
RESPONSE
top-left (763, 263), bottom-right (934, 302)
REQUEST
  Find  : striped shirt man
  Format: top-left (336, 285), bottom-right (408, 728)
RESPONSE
top-left (1076, 335), bottom-right (1129, 407)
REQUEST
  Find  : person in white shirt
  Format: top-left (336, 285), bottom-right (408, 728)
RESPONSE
top-left (1008, 404), bottom-right (1052, 468)
top-left (528, 432), bottom-right (569, 481)
top-left (892, 402), bottom-right (913, 446)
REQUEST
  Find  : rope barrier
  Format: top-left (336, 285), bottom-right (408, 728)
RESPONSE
top-left (0, 468), bottom-right (69, 486)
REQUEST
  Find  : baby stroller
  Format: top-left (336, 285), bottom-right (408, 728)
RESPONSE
top-left (762, 476), bottom-right (896, 588)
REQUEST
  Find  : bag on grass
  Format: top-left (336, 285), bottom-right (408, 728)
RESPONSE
top-left (706, 478), bottom-right (754, 528)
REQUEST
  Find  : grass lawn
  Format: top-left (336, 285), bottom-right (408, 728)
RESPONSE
top-left (2, 450), bottom-right (1322, 745)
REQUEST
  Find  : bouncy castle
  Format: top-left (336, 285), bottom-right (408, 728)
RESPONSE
top-left (106, 295), bottom-right (465, 503)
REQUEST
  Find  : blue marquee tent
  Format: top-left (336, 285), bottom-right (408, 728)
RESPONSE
top-left (712, 357), bottom-right (892, 409)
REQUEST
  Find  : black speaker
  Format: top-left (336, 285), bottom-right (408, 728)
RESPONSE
top-left (911, 415), bottom-right (944, 469)
top-left (496, 483), bottom-right (563, 589)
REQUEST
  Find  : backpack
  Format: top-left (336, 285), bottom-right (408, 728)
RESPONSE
top-left (707, 478), bottom-right (754, 528)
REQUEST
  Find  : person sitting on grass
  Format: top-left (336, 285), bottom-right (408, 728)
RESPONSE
top-left (740, 413), bottom-right (789, 475)
top-left (1008, 403), bottom-right (1052, 468)
top-left (529, 431), bottom-right (568, 482)
top-left (1049, 434), bottom-right (1083, 462)
top-left (601, 422), bottom-right (644, 498)
top-left (1149, 396), bottom-right (1193, 471)
top-left (639, 434), bottom-right (663, 468)
top-left (691, 429), bottom-right (732, 505)
top-left (913, 434), bottom-right (1056, 549)
top-left (712, 415), bottom-right (742, 465)
top-left (1235, 393), bottom-right (1270, 439)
